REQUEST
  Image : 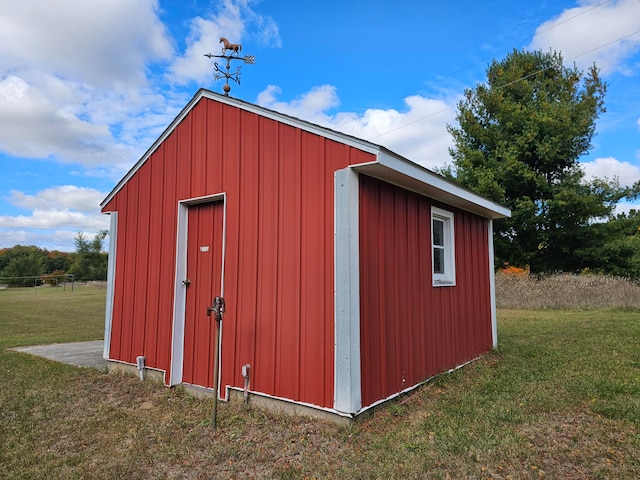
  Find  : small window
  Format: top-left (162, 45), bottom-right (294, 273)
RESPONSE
top-left (431, 207), bottom-right (456, 286)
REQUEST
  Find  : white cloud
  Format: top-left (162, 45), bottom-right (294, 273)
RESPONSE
top-left (581, 156), bottom-right (640, 186)
top-left (8, 186), bottom-right (105, 213)
top-left (614, 202), bottom-right (640, 216)
top-left (0, 228), bottom-right (98, 252)
top-left (343, 96), bottom-right (456, 170)
top-left (167, 0), bottom-right (281, 84)
top-left (0, 186), bottom-right (109, 251)
top-left (257, 84), bottom-right (340, 123)
top-left (0, 0), bottom-right (279, 176)
top-left (257, 86), bottom-right (457, 171)
top-left (529, 0), bottom-right (640, 75)
top-left (0, 0), bottom-right (172, 88)
top-left (0, 0), bottom-right (179, 173)
top-left (0, 75), bottom-right (121, 166)
top-left (0, 209), bottom-right (106, 230)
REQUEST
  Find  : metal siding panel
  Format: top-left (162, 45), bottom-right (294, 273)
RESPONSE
top-left (108, 185), bottom-right (127, 361)
top-left (382, 186), bottom-right (399, 394)
top-left (275, 126), bottom-right (302, 400)
top-left (255, 116), bottom-right (279, 396)
top-left (144, 154), bottom-right (164, 367)
top-left (219, 104), bottom-right (241, 396)
top-left (176, 114), bottom-right (192, 201)
top-left (131, 162), bottom-right (152, 360)
top-left (205, 101), bottom-right (225, 194)
top-left (300, 133), bottom-right (328, 404)
top-left (460, 214), bottom-right (474, 360)
top-left (157, 138), bottom-right (178, 377)
top-left (121, 175), bottom-right (140, 364)
top-left (348, 147), bottom-right (377, 167)
top-left (358, 178), bottom-right (375, 404)
top-left (359, 176), bottom-right (494, 408)
top-left (234, 111), bottom-right (260, 394)
top-left (190, 102), bottom-right (208, 199)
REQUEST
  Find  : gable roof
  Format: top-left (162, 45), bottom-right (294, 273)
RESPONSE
top-left (101, 88), bottom-right (510, 219)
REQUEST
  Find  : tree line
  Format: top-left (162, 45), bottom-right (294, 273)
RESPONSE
top-left (444, 49), bottom-right (640, 279)
top-left (0, 231), bottom-right (108, 287)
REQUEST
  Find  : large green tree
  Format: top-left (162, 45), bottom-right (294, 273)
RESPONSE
top-left (68, 230), bottom-right (109, 281)
top-left (446, 49), bottom-right (632, 273)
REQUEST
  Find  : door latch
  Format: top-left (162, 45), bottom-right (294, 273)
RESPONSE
top-left (181, 279), bottom-right (191, 287)
top-left (207, 296), bottom-right (225, 322)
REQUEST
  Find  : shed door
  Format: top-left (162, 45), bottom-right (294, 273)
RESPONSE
top-left (182, 201), bottom-right (224, 388)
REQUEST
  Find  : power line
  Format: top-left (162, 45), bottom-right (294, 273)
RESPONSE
top-left (534, 0), bottom-right (612, 36)
top-left (335, 0), bottom-right (615, 135)
top-left (366, 27), bottom-right (640, 143)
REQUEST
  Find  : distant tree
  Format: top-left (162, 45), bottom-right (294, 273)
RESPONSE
top-left (0, 248), bottom-right (9, 272)
top-left (0, 253), bottom-right (45, 286)
top-left (43, 250), bottom-right (72, 274)
top-left (445, 49), bottom-right (635, 273)
top-left (69, 231), bottom-right (109, 281)
top-left (576, 210), bottom-right (640, 278)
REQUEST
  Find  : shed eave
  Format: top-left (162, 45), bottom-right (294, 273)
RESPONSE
top-left (352, 151), bottom-right (511, 219)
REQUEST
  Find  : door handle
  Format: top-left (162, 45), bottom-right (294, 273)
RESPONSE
top-left (182, 279), bottom-right (191, 287)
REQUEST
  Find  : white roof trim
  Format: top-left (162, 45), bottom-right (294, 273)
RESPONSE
top-left (352, 152), bottom-right (511, 219)
top-left (101, 89), bottom-right (381, 208)
top-left (101, 89), bottom-right (511, 219)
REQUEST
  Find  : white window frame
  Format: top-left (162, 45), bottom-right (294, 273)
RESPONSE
top-left (431, 206), bottom-right (456, 287)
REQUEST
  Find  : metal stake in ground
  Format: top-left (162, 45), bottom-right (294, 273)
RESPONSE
top-left (207, 296), bottom-right (225, 429)
top-left (204, 37), bottom-right (255, 96)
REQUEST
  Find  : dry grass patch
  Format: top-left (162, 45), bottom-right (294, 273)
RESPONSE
top-left (496, 272), bottom-right (640, 309)
top-left (518, 413), bottom-right (637, 479)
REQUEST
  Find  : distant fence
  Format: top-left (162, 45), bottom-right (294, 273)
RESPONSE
top-left (0, 274), bottom-right (75, 291)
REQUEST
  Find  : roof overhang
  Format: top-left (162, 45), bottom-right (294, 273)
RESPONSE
top-left (352, 151), bottom-right (511, 219)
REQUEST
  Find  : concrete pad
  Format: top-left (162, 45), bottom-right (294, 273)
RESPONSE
top-left (12, 340), bottom-right (108, 369)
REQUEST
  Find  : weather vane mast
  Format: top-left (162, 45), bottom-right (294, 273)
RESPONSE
top-left (204, 37), bottom-right (256, 96)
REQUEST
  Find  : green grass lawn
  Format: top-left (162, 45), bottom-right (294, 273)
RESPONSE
top-left (1, 286), bottom-right (639, 479)
top-left (0, 285), bottom-right (105, 347)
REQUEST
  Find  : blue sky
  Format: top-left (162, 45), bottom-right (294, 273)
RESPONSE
top-left (1, 0), bottom-right (639, 252)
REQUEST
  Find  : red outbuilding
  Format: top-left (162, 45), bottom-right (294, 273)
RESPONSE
top-left (100, 89), bottom-right (510, 420)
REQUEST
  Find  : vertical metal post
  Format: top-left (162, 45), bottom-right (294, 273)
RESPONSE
top-left (209, 296), bottom-right (224, 429)
top-left (211, 316), bottom-right (221, 429)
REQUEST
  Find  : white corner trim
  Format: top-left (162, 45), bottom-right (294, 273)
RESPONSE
top-left (334, 168), bottom-right (362, 414)
top-left (488, 219), bottom-right (498, 348)
top-left (169, 193), bottom-right (227, 387)
top-left (103, 212), bottom-right (117, 360)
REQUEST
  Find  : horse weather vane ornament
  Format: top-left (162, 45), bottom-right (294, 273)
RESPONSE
top-left (204, 37), bottom-right (256, 96)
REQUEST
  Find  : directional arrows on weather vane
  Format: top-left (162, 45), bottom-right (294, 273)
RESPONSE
top-left (204, 44), bottom-right (256, 96)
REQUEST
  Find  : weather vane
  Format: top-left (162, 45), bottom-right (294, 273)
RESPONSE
top-left (204, 37), bottom-right (256, 96)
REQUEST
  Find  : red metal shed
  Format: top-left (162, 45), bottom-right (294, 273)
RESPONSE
top-left (100, 89), bottom-right (510, 420)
